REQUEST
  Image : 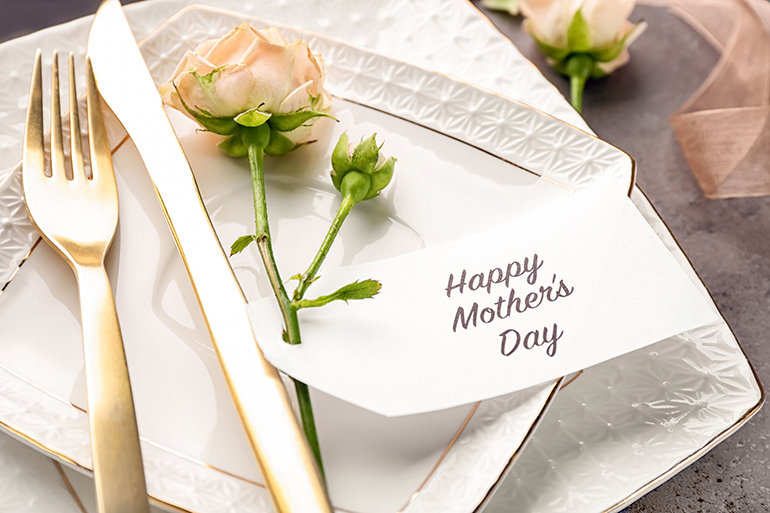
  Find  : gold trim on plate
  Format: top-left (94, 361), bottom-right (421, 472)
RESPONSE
top-left (54, 460), bottom-right (88, 513)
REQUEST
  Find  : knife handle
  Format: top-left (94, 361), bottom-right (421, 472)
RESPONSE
top-left (87, 1), bottom-right (333, 508)
top-left (155, 152), bottom-right (333, 513)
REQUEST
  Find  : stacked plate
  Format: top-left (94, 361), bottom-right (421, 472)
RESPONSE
top-left (0, 2), bottom-right (761, 512)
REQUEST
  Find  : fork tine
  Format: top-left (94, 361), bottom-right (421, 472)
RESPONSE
top-left (50, 50), bottom-right (66, 180)
top-left (86, 55), bottom-right (115, 191)
top-left (69, 52), bottom-right (87, 182)
top-left (23, 50), bottom-right (44, 181)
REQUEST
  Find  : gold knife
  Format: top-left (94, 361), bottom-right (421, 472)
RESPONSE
top-left (87, 2), bottom-right (332, 511)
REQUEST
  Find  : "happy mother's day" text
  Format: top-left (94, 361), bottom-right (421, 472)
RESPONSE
top-left (446, 254), bottom-right (574, 358)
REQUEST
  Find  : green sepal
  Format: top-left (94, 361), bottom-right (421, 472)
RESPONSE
top-left (269, 110), bottom-right (336, 132)
top-left (565, 54), bottom-right (594, 81)
top-left (350, 134), bottom-right (379, 175)
top-left (218, 133), bottom-right (248, 158)
top-left (292, 279), bottom-right (381, 309)
top-left (591, 66), bottom-right (608, 79)
top-left (366, 156), bottom-right (396, 201)
top-left (191, 65), bottom-right (222, 94)
top-left (264, 129), bottom-right (302, 157)
top-left (552, 53), bottom-right (599, 79)
top-left (174, 84), bottom-right (239, 135)
top-left (530, 32), bottom-right (570, 62)
top-left (340, 171), bottom-right (371, 204)
top-left (567, 9), bottom-right (592, 52)
top-left (230, 234), bottom-right (258, 256)
top-left (331, 132), bottom-right (352, 189)
top-left (235, 107), bottom-right (272, 127)
top-left (241, 124), bottom-right (271, 149)
top-left (589, 23), bottom-right (642, 63)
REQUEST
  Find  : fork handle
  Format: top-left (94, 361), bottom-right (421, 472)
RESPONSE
top-left (75, 264), bottom-right (149, 513)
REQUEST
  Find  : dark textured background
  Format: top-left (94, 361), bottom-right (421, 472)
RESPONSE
top-left (1, 1), bottom-right (767, 511)
top-left (472, 3), bottom-right (769, 512)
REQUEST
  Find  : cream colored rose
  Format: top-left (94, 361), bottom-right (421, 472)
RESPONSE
top-left (521, 0), bottom-right (645, 72)
top-left (160, 23), bottom-right (330, 144)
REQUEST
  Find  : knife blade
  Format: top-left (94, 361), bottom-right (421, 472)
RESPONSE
top-left (87, 2), bottom-right (332, 511)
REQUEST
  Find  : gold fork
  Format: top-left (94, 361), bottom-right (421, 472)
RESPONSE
top-left (23, 49), bottom-right (149, 513)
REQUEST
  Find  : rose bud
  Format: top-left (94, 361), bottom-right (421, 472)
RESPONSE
top-left (331, 133), bottom-right (396, 204)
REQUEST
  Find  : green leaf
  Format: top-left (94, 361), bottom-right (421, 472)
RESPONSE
top-left (218, 133), bottom-right (248, 158)
top-left (269, 110), bottom-right (337, 132)
top-left (234, 107), bottom-right (272, 127)
top-left (264, 129), bottom-right (301, 156)
top-left (567, 9), bottom-right (592, 52)
top-left (230, 234), bottom-right (258, 256)
top-left (292, 279), bottom-right (381, 309)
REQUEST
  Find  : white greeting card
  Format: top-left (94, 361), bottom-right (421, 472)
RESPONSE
top-left (247, 183), bottom-right (719, 417)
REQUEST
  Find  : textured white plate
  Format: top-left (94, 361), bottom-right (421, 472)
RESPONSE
top-left (0, 2), bottom-right (762, 513)
top-left (0, 5), bottom-right (636, 513)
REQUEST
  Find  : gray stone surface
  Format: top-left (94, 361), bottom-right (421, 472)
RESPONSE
top-left (0, 0), bottom-right (144, 45)
top-left (473, 3), bottom-right (769, 512)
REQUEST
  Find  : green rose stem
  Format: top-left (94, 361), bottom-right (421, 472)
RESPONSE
top-left (234, 130), bottom-right (394, 483)
top-left (293, 134), bottom-right (395, 302)
top-left (173, 83), bottom-right (337, 478)
top-left (244, 136), bottom-right (325, 480)
top-left (565, 54), bottom-right (593, 114)
top-left (293, 190), bottom-right (357, 301)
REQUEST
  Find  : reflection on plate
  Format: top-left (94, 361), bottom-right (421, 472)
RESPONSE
top-left (0, 6), bottom-right (635, 513)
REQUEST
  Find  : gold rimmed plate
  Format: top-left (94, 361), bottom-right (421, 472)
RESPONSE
top-left (0, 5), bottom-right (634, 513)
top-left (0, 5), bottom-right (755, 513)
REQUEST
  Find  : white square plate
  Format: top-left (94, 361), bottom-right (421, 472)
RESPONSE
top-left (0, 6), bottom-right (634, 513)
top-left (0, 5), bottom-right (760, 513)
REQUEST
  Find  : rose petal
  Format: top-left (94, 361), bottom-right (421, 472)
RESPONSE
top-left (193, 39), bottom-right (217, 58)
top-left (241, 40), bottom-right (301, 112)
top-left (164, 50), bottom-right (215, 85)
top-left (278, 80), bottom-right (314, 114)
top-left (582, 0), bottom-right (636, 47)
top-left (521, 0), bottom-right (578, 47)
top-left (203, 23), bottom-right (260, 66)
top-left (596, 48), bottom-right (629, 74)
top-left (207, 65), bottom-right (261, 116)
top-left (290, 43), bottom-right (325, 96)
top-left (258, 26), bottom-right (289, 45)
top-left (176, 64), bottom-right (258, 117)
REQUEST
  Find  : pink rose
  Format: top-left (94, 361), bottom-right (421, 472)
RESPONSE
top-left (160, 23), bottom-right (330, 145)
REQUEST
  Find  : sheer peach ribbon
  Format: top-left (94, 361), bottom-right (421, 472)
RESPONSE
top-left (642, 0), bottom-right (770, 198)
